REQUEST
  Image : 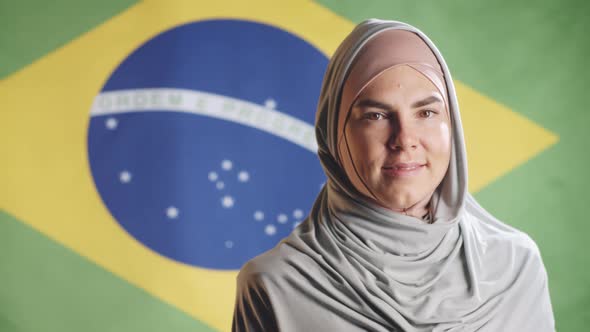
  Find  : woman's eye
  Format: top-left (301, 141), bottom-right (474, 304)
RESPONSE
top-left (419, 110), bottom-right (435, 118)
top-left (366, 112), bottom-right (386, 120)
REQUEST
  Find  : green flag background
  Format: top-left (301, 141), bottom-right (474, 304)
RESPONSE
top-left (1, 1), bottom-right (588, 331)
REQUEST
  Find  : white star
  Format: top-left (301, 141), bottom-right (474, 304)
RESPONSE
top-left (105, 117), bottom-right (118, 130)
top-left (166, 206), bottom-right (179, 219)
top-left (237, 171), bottom-right (250, 183)
top-left (221, 159), bottom-right (233, 171)
top-left (216, 181), bottom-right (225, 190)
top-left (119, 170), bottom-right (132, 183)
top-left (254, 210), bottom-right (264, 221)
top-left (208, 171), bottom-right (218, 182)
top-left (265, 224), bottom-right (277, 236)
top-left (293, 209), bottom-right (304, 219)
top-left (264, 98), bottom-right (277, 109)
top-left (221, 195), bottom-right (235, 208)
top-left (277, 214), bottom-right (288, 224)
top-left (225, 240), bottom-right (234, 249)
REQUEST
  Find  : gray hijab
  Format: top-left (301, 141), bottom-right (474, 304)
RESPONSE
top-left (233, 19), bottom-right (555, 332)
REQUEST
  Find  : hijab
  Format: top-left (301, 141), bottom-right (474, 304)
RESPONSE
top-left (233, 19), bottom-right (555, 332)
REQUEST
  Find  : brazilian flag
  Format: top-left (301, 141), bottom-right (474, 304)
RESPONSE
top-left (1, 1), bottom-right (587, 331)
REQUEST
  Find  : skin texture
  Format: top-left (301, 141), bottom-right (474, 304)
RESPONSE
top-left (343, 65), bottom-right (451, 218)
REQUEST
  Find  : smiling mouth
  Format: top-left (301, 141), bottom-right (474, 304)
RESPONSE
top-left (382, 163), bottom-right (426, 177)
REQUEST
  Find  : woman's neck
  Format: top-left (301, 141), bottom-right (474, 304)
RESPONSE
top-left (376, 193), bottom-right (432, 220)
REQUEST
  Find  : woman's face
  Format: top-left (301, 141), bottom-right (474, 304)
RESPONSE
top-left (343, 65), bottom-right (451, 211)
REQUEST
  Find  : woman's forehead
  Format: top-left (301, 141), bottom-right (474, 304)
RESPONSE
top-left (350, 66), bottom-right (445, 118)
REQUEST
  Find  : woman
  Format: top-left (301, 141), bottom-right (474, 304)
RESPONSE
top-left (232, 19), bottom-right (555, 331)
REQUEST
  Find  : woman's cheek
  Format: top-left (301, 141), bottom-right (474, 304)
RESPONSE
top-left (434, 121), bottom-right (452, 154)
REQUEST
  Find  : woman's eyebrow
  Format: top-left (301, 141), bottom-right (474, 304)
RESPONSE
top-left (354, 95), bottom-right (443, 111)
top-left (411, 95), bottom-right (443, 108)
top-left (353, 98), bottom-right (393, 111)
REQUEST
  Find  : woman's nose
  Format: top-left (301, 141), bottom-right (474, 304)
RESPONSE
top-left (387, 118), bottom-right (418, 151)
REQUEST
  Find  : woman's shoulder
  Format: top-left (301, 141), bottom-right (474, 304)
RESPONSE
top-left (464, 194), bottom-right (544, 261)
top-left (237, 239), bottom-right (313, 286)
top-left (238, 245), bottom-right (287, 282)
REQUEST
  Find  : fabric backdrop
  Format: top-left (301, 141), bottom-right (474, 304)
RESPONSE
top-left (1, 1), bottom-right (588, 331)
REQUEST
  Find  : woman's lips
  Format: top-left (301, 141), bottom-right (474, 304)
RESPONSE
top-left (382, 163), bottom-right (426, 177)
